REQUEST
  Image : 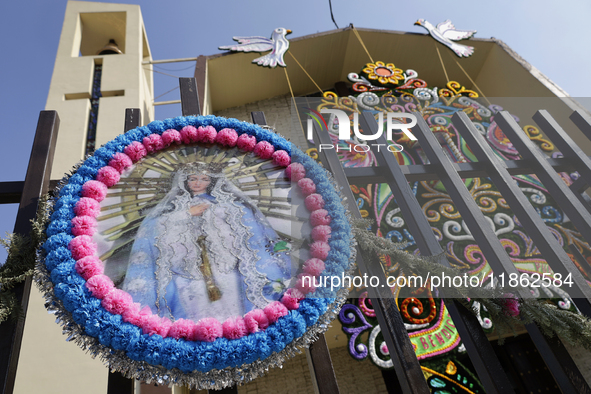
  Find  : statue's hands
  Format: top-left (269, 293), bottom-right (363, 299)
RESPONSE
top-left (189, 203), bottom-right (210, 216)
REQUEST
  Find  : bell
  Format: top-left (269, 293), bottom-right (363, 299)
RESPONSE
top-left (97, 39), bottom-right (122, 55)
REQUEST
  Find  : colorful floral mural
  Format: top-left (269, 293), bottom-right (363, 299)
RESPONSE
top-left (303, 60), bottom-right (590, 392)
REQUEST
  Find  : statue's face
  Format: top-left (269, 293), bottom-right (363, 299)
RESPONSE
top-left (187, 174), bottom-right (211, 194)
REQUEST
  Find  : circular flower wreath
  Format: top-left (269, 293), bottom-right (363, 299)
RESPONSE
top-left (37, 115), bottom-right (355, 390)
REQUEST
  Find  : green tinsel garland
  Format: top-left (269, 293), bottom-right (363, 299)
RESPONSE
top-left (353, 219), bottom-right (591, 350)
top-left (0, 196), bottom-right (48, 323)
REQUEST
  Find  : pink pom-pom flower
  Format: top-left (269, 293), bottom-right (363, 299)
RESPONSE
top-left (263, 301), bottom-right (288, 324)
top-left (162, 129), bottom-right (181, 146)
top-left (236, 134), bottom-right (256, 151)
top-left (215, 128), bottom-right (238, 147)
top-left (503, 294), bottom-right (520, 317)
top-left (74, 197), bottom-right (101, 217)
top-left (296, 274), bottom-right (317, 294)
top-left (74, 255), bottom-right (103, 279)
top-left (303, 258), bottom-right (326, 277)
top-left (289, 287), bottom-right (305, 300)
top-left (96, 166), bottom-right (120, 187)
top-left (286, 163), bottom-right (305, 182)
top-left (142, 314), bottom-right (172, 337)
top-left (102, 288), bottom-right (133, 315)
top-left (272, 150), bottom-right (291, 167)
top-left (305, 194), bottom-right (325, 211)
top-left (197, 125), bottom-right (217, 143)
top-left (81, 180), bottom-right (108, 202)
top-left (124, 141), bottom-right (147, 162)
top-left (244, 309), bottom-right (270, 333)
top-left (168, 318), bottom-right (195, 340)
top-left (155, 317), bottom-right (173, 337)
top-left (298, 178), bottom-right (316, 195)
top-left (108, 152), bottom-right (133, 173)
top-left (311, 225), bottom-right (331, 242)
top-left (310, 209), bottom-right (331, 227)
top-left (140, 314), bottom-right (159, 336)
top-left (254, 141), bottom-right (275, 159)
top-left (309, 241), bottom-right (330, 260)
top-left (68, 235), bottom-right (97, 260)
top-left (143, 134), bottom-right (164, 153)
top-left (180, 125), bottom-right (199, 144)
top-left (222, 317), bottom-right (248, 340)
top-left (71, 215), bottom-right (97, 236)
top-left (121, 303), bottom-right (145, 326)
top-left (281, 289), bottom-right (304, 310)
top-left (193, 317), bottom-right (223, 342)
top-left (85, 274), bottom-right (114, 299)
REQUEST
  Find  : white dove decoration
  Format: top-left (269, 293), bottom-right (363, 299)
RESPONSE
top-left (414, 19), bottom-right (476, 58)
top-left (219, 27), bottom-right (292, 68)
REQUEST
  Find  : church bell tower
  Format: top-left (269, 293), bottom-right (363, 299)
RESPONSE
top-left (45, 0), bottom-right (154, 178)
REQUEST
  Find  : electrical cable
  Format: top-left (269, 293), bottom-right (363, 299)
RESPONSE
top-left (328, 0), bottom-right (339, 29)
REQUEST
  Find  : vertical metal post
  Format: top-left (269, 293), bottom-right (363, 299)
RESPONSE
top-left (106, 372), bottom-right (134, 394)
top-left (180, 78), bottom-right (201, 116)
top-left (250, 111), bottom-right (267, 126)
top-left (193, 55), bottom-right (207, 116)
top-left (0, 111), bottom-right (60, 394)
top-left (124, 109), bottom-right (142, 133)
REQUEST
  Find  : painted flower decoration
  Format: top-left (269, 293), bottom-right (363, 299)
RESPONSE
top-left (362, 61), bottom-right (404, 86)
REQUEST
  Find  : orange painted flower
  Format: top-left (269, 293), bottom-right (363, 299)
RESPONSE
top-left (362, 61), bottom-right (404, 86)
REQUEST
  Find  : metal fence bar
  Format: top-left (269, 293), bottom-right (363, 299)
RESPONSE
top-left (124, 109), bottom-right (141, 133)
top-left (343, 157), bottom-right (576, 184)
top-left (311, 120), bottom-right (430, 393)
top-left (452, 111), bottom-right (591, 316)
top-left (534, 110), bottom-right (591, 191)
top-left (568, 110), bottom-right (591, 210)
top-left (252, 112), bottom-right (340, 394)
top-left (0, 111), bottom-right (60, 394)
top-left (0, 182), bottom-right (25, 204)
top-left (250, 111), bottom-right (267, 126)
top-left (570, 177), bottom-right (589, 195)
top-left (570, 110), bottom-right (591, 141)
top-left (418, 111), bottom-right (590, 393)
top-left (306, 336), bottom-right (340, 394)
top-left (568, 177), bottom-right (591, 214)
top-left (180, 78), bottom-right (201, 116)
top-left (493, 111), bottom-right (591, 251)
top-left (357, 112), bottom-right (513, 394)
top-left (535, 109), bottom-right (591, 216)
top-left (490, 111), bottom-right (591, 310)
top-left (569, 244), bottom-right (591, 279)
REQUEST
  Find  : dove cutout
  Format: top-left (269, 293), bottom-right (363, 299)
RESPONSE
top-left (415, 19), bottom-right (476, 58)
top-left (219, 27), bottom-right (292, 68)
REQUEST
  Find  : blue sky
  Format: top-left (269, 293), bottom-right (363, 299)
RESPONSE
top-left (0, 0), bottom-right (590, 261)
